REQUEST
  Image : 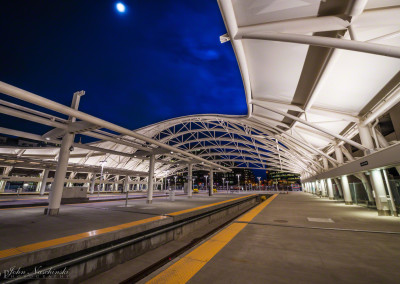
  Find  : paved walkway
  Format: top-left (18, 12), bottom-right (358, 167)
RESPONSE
top-left (0, 191), bottom-right (180, 207)
top-left (144, 192), bottom-right (400, 284)
top-left (0, 194), bottom-right (245, 250)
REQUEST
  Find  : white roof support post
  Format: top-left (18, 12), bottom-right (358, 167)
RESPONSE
top-left (39, 169), bottom-right (50, 196)
top-left (322, 157), bottom-right (329, 171)
top-left (334, 143), bottom-right (344, 165)
top-left (187, 163), bottom-right (193, 198)
top-left (209, 169), bottom-right (213, 196)
top-left (147, 154), bottom-right (155, 204)
top-left (90, 174), bottom-right (96, 194)
top-left (45, 90), bottom-right (84, 216)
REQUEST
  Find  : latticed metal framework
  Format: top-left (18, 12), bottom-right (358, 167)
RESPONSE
top-left (139, 114), bottom-right (320, 175)
top-left (0, 0), bottom-right (400, 185)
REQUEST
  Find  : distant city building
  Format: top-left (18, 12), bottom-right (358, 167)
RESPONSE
top-left (168, 168), bottom-right (257, 188)
top-left (266, 170), bottom-right (300, 185)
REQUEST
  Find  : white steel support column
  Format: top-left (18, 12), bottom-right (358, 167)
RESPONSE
top-left (45, 90), bottom-right (83, 216)
top-left (39, 169), bottom-right (50, 196)
top-left (370, 169), bottom-right (390, 216)
top-left (147, 154), bottom-right (155, 204)
top-left (334, 178), bottom-right (343, 197)
top-left (341, 145), bottom-right (374, 203)
top-left (359, 122), bottom-right (391, 214)
top-left (334, 144), bottom-right (344, 165)
top-left (316, 180), bottom-right (322, 196)
top-left (0, 180), bottom-right (6, 192)
top-left (45, 133), bottom-right (74, 215)
top-left (327, 178), bottom-right (334, 199)
top-left (358, 123), bottom-right (374, 154)
top-left (356, 173), bottom-right (375, 203)
top-left (320, 180), bottom-right (326, 196)
top-left (322, 157), bottom-right (329, 170)
top-left (188, 163), bottom-right (193, 198)
top-left (340, 175), bottom-right (353, 205)
top-left (209, 169), bottom-right (214, 196)
top-left (36, 172), bottom-right (43, 192)
top-left (0, 181), bottom-right (5, 192)
top-left (84, 174), bottom-right (91, 189)
top-left (0, 166), bottom-right (12, 192)
top-left (114, 175), bottom-right (119, 192)
top-left (124, 176), bottom-right (130, 193)
top-left (90, 174), bottom-right (96, 194)
top-left (319, 179), bottom-right (328, 197)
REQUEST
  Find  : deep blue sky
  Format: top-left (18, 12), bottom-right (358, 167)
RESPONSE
top-left (0, 0), bottom-right (247, 133)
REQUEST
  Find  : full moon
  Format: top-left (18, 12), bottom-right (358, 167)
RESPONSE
top-left (116, 2), bottom-right (126, 13)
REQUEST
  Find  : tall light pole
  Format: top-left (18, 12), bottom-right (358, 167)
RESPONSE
top-left (236, 174), bottom-right (241, 191)
top-left (257, 177), bottom-right (261, 191)
top-left (204, 175), bottom-right (208, 192)
top-left (98, 160), bottom-right (107, 198)
top-left (222, 177), bottom-right (225, 193)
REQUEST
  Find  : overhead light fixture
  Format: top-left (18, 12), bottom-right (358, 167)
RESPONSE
top-left (170, 151), bottom-right (174, 154)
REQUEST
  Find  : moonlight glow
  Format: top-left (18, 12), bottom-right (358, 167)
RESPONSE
top-left (116, 2), bottom-right (126, 13)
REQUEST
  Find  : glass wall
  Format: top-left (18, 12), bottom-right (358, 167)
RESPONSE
top-left (349, 182), bottom-right (370, 206)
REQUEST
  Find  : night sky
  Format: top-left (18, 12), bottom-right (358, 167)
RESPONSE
top-left (0, 0), bottom-right (247, 134)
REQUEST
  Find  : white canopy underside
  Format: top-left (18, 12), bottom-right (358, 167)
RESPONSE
top-left (1, 0), bottom-right (400, 179)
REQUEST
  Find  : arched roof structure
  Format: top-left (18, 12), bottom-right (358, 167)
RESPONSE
top-left (1, 0), bottom-right (400, 182)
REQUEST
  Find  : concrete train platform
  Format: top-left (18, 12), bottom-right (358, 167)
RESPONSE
top-left (0, 193), bottom-right (264, 283)
top-left (141, 192), bottom-right (400, 284)
top-left (0, 194), bottom-right (251, 250)
top-left (0, 191), bottom-right (185, 208)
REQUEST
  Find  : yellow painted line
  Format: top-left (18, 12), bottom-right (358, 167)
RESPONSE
top-left (0, 205), bottom-right (47, 211)
top-left (147, 194), bottom-right (278, 284)
top-left (0, 194), bottom-right (167, 210)
top-left (237, 193), bottom-right (278, 222)
top-left (0, 198), bottom-right (47, 202)
top-left (167, 194), bottom-right (256, 216)
top-left (0, 194), bottom-right (258, 259)
top-left (0, 215), bottom-right (167, 259)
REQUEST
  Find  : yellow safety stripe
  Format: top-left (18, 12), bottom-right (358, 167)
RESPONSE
top-left (0, 195), bottom-right (257, 259)
top-left (147, 194), bottom-right (279, 284)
